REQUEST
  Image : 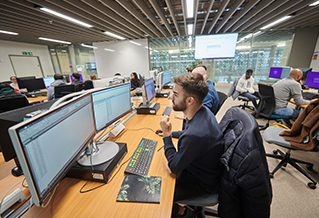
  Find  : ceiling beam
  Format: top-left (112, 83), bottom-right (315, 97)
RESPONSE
top-left (193, 0), bottom-right (200, 35)
top-left (207, 0), bottom-right (229, 34)
top-left (200, 0), bottom-right (215, 35)
top-left (149, 0), bottom-right (173, 36)
top-left (214, 0), bottom-right (245, 34)
top-left (181, 0), bottom-right (187, 35)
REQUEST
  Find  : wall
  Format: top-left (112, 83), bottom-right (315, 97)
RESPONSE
top-left (287, 27), bottom-right (319, 68)
top-left (0, 40), bottom-right (55, 81)
top-left (93, 39), bottom-right (149, 78)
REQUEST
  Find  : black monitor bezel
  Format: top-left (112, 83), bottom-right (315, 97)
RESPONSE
top-left (23, 78), bottom-right (46, 92)
top-left (16, 76), bottom-right (36, 89)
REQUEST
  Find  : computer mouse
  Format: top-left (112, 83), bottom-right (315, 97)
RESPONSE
top-left (11, 166), bottom-right (24, 177)
top-left (155, 130), bottom-right (163, 134)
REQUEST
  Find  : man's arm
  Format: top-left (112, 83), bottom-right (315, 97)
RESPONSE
top-left (236, 77), bottom-right (246, 93)
top-left (291, 85), bottom-right (310, 106)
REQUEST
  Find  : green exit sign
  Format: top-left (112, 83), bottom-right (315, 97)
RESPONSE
top-left (22, 52), bottom-right (33, 56)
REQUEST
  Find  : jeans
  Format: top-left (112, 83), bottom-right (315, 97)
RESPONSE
top-left (240, 92), bottom-right (260, 109)
top-left (273, 107), bottom-right (300, 125)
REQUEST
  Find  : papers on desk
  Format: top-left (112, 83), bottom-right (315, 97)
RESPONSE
top-left (116, 175), bottom-right (162, 203)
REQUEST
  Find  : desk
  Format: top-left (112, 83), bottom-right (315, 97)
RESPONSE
top-left (27, 96), bottom-right (47, 103)
top-left (3, 94), bottom-right (181, 218)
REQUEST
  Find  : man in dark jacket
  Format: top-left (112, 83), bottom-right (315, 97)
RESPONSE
top-left (159, 73), bottom-right (224, 217)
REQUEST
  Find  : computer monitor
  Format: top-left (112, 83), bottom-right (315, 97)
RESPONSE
top-left (299, 68), bottom-right (313, 81)
top-left (9, 93), bottom-right (95, 206)
top-left (162, 71), bottom-right (171, 85)
top-left (62, 74), bottom-right (70, 83)
top-left (70, 74), bottom-right (83, 83)
top-left (43, 77), bottom-right (55, 88)
top-left (304, 71), bottom-right (319, 89)
top-left (155, 72), bottom-right (163, 89)
top-left (54, 84), bottom-right (75, 98)
top-left (269, 67), bottom-right (283, 79)
top-left (143, 78), bottom-right (156, 104)
top-left (281, 67), bottom-right (291, 79)
top-left (16, 76), bottom-right (36, 89)
top-left (139, 74), bottom-right (145, 88)
top-left (23, 78), bottom-right (46, 92)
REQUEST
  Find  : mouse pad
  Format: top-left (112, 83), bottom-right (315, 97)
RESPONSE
top-left (116, 174), bottom-right (162, 203)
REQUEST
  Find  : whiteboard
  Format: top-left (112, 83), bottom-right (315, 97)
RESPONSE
top-left (10, 55), bottom-right (44, 78)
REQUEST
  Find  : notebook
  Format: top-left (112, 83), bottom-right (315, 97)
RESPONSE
top-left (116, 174), bottom-right (162, 203)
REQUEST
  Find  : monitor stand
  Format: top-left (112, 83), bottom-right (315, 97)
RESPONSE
top-left (77, 141), bottom-right (119, 166)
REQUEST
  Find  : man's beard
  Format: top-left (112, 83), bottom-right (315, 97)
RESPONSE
top-left (172, 98), bottom-right (187, 111)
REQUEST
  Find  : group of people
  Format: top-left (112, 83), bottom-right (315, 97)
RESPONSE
top-left (156, 65), bottom-right (313, 217)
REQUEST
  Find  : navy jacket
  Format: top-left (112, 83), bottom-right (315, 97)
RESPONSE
top-left (203, 80), bottom-right (219, 115)
top-left (218, 108), bottom-right (272, 218)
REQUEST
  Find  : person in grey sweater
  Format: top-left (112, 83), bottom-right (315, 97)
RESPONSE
top-left (272, 68), bottom-right (316, 125)
top-left (47, 74), bottom-right (66, 100)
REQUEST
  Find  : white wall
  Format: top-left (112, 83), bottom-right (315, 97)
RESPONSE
top-left (93, 39), bottom-right (149, 78)
top-left (0, 40), bottom-right (55, 81)
top-left (310, 35), bottom-right (319, 71)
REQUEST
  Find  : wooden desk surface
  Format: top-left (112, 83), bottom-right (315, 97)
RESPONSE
top-left (27, 96), bottom-right (47, 103)
top-left (14, 93), bottom-right (181, 218)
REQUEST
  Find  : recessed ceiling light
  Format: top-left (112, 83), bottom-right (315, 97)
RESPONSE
top-left (261, 16), bottom-right (292, 30)
top-left (104, 31), bottom-right (125, 40)
top-left (0, 30), bottom-right (18, 35)
top-left (38, 37), bottom-right (71, 44)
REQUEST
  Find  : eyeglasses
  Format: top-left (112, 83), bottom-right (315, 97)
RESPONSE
top-left (11, 78), bottom-right (17, 81)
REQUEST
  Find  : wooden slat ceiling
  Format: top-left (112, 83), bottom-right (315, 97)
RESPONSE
top-left (1, 0), bottom-right (319, 46)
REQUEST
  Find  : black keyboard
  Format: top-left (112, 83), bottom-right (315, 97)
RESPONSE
top-left (162, 106), bottom-right (172, 116)
top-left (124, 138), bottom-right (157, 176)
top-left (302, 92), bottom-right (316, 100)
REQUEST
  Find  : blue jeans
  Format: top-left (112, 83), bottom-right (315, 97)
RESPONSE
top-left (273, 107), bottom-right (300, 125)
top-left (240, 92), bottom-right (260, 109)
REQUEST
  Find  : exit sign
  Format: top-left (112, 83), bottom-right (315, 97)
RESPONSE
top-left (22, 52), bottom-right (33, 56)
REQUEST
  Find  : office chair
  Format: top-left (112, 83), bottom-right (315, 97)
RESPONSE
top-left (263, 126), bottom-right (319, 189)
top-left (227, 77), bottom-right (255, 111)
top-left (54, 84), bottom-right (75, 99)
top-left (256, 83), bottom-right (292, 130)
top-left (83, 80), bottom-right (94, 90)
top-left (0, 95), bottom-right (29, 113)
top-left (216, 91), bottom-right (227, 115)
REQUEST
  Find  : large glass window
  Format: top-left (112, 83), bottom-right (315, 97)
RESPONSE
top-left (149, 29), bottom-right (294, 84)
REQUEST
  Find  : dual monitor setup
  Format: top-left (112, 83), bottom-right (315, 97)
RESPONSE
top-left (7, 83), bottom-right (131, 207)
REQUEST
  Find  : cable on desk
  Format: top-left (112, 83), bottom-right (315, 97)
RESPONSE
top-left (41, 182), bottom-right (60, 208)
top-left (22, 178), bottom-right (28, 188)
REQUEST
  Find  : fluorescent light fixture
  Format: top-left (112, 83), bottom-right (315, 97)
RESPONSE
top-left (187, 24), bottom-right (194, 35)
top-left (104, 48), bottom-right (115, 52)
top-left (261, 16), bottom-right (292, 30)
top-left (80, 43), bottom-right (97, 49)
top-left (38, 37), bottom-right (71, 44)
top-left (145, 46), bottom-right (149, 49)
top-left (169, 50), bottom-right (179, 54)
top-left (181, 55), bottom-right (188, 58)
top-left (277, 43), bottom-right (286, 47)
top-left (0, 30), bottom-right (18, 35)
top-left (186, 0), bottom-right (194, 18)
top-left (153, 49), bottom-right (159, 52)
top-left (129, 41), bottom-right (141, 46)
top-left (237, 31), bottom-right (261, 43)
top-left (309, 0), bottom-right (319, 6)
top-left (40, 8), bottom-right (92, 28)
top-left (171, 55), bottom-right (178, 58)
top-left (104, 31), bottom-right (125, 40)
top-left (236, 46), bottom-right (251, 50)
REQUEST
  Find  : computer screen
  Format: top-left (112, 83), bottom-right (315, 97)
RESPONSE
top-left (70, 74), bottom-right (83, 83)
top-left (16, 76), bottom-right (36, 89)
top-left (281, 67), bottom-right (291, 79)
top-left (91, 83), bottom-right (131, 131)
top-left (43, 77), bottom-right (55, 89)
top-left (163, 71), bottom-right (171, 85)
top-left (269, 67), bottom-right (283, 79)
top-left (9, 94), bottom-right (95, 206)
top-left (23, 78), bottom-right (46, 92)
top-left (304, 71), bottom-right (319, 89)
top-left (144, 78), bottom-right (156, 103)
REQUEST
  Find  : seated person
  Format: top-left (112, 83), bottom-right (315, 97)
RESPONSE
top-left (272, 68), bottom-right (316, 126)
top-left (158, 73), bottom-right (224, 217)
top-left (10, 76), bottom-right (19, 91)
top-left (112, 72), bottom-right (124, 85)
top-left (0, 84), bottom-right (29, 113)
top-left (47, 74), bottom-right (66, 100)
top-left (130, 72), bottom-right (140, 90)
top-left (90, 74), bottom-right (97, 81)
top-left (185, 67), bottom-right (192, 73)
top-left (236, 69), bottom-right (259, 109)
top-left (72, 72), bottom-right (84, 91)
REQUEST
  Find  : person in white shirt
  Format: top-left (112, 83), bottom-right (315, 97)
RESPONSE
top-left (236, 69), bottom-right (259, 109)
top-left (10, 76), bottom-right (19, 90)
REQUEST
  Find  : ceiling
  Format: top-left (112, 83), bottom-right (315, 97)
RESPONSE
top-left (1, 0), bottom-right (319, 46)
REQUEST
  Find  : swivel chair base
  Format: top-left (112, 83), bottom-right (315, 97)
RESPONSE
top-left (266, 149), bottom-right (317, 189)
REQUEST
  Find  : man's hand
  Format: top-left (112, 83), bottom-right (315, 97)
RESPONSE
top-left (155, 128), bottom-right (164, 137)
top-left (160, 115), bottom-right (172, 137)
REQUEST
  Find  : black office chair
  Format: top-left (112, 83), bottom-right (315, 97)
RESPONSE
top-left (54, 84), bottom-right (75, 99)
top-left (263, 126), bottom-right (319, 189)
top-left (83, 80), bottom-right (94, 90)
top-left (216, 91), bottom-right (227, 115)
top-left (256, 83), bottom-right (292, 130)
top-left (0, 94), bottom-right (29, 113)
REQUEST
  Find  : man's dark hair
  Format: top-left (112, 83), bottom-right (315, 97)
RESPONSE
top-left (186, 67), bottom-right (193, 73)
top-left (54, 74), bottom-right (63, 80)
top-left (173, 73), bottom-right (208, 104)
top-left (10, 76), bottom-right (16, 80)
top-left (72, 72), bottom-right (80, 80)
top-left (246, 69), bottom-right (253, 74)
top-left (196, 64), bottom-right (207, 71)
top-left (114, 73), bottom-right (121, 76)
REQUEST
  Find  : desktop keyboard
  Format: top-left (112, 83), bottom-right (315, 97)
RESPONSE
top-left (162, 106), bottom-right (172, 116)
top-left (124, 138), bottom-right (157, 176)
top-left (302, 92), bottom-right (318, 100)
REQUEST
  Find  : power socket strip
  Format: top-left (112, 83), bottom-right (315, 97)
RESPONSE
top-left (0, 188), bottom-right (25, 214)
top-left (109, 123), bottom-right (125, 138)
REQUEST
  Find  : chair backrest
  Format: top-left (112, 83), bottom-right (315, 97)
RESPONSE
top-left (0, 93), bottom-right (29, 113)
top-left (256, 83), bottom-right (276, 118)
top-left (83, 80), bottom-right (94, 90)
top-left (227, 77), bottom-right (240, 97)
top-left (54, 84), bottom-right (75, 98)
top-left (216, 91), bottom-right (227, 114)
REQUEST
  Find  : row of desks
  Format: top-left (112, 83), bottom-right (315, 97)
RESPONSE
top-left (0, 93), bottom-right (182, 218)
